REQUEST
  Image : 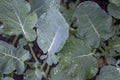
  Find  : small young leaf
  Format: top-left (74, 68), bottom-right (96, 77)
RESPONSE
top-left (29, 0), bottom-right (60, 17)
top-left (29, 0), bottom-right (52, 17)
top-left (109, 0), bottom-right (120, 7)
top-left (24, 69), bottom-right (43, 80)
top-left (106, 36), bottom-right (120, 57)
top-left (108, 3), bottom-right (120, 19)
top-left (18, 38), bottom-right (28, 47)
top-left (0, 41), bottom-right (30, 74)
top-left (60, 2), bottom-right (76, 25)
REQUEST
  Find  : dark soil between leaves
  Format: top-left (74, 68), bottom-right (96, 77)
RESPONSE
top-left (0, 0), bottom-right (120, 80)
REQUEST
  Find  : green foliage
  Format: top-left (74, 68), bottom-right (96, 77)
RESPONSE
top-left (74, 1), bottom-right (114, 48)
top-left (0, 0), bottom-right (37, 41)
top-left (96, 66), bottom-right (120, 80)
top-left (108, 0), bottom-right (120, 19)
top-left (36, 7), bottom-right (69, 65)
top-left (0, 41), bottom-right (30, 74)
top-left (24, 69), bottom-right (43, 80)
top-left (1, 77), bottom-right (14, 80)
top-left (0, 0), bottom-right (120, 80)
top-left (29, 0), bottom-right (52, 17)
top-left (49, 35), bottom-right (98, 80)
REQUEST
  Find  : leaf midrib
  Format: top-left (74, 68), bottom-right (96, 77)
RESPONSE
top-left (85, 14), bottom-right (100, 37)
top-left (12, 0), bottom-right (27, 37)
top-left (114, 44), bottom-right (120, 47)
top-left (0, 52), bottom-right (20, 61)
top-left (48, 26), bottom-right (60, 54)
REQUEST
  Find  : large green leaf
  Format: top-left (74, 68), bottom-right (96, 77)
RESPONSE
top-left (36, 7), bottom-right (69, 65)
top-left (0, 0), bottom-right (37, 41)
top-left (29, 0), bottom-right (60, 17)
top-left (0, 41), bottom-right (30, 74)
top-left (1, 77), bottom-right (14, 80)
top-left (108, 3), bottom-right (120, 19)
top-left (109, 0), bottom-right (120, 7)
top-left (108, 0), bottom-right (120, 19)
top-left (73, 1), bottom-right (113, 48)
top-left (49, 36), bottom-right (98, 80)
top-left (96, 66), bottom-right (120, 80)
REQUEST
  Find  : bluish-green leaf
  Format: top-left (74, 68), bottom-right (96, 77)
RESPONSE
top-left (108, 3), bottom-right (120, 19)
top-left (96, 66), bottom-right (120, 80)
top-left (74, 1), bottom-right (114, 48)
top-left (36, 7), bottom-right (69, 65)
top-left (108, 0), bottom-right (120, 19)
top-left (105, 36), bottom-right (120, 57)
top-left (29, 0), bottom-right (60, 17)
top-left (109, 0), bottom-right (120, 7)
top-left (29, 0), bottom-right (51, 17)
top-left (0, 0), bottom-right (37, 41)
top-left (24, 69), bottom-right (43, 80)
top-left (49, 35), bottom-right (98, 80)
top-left (60, 2), bottom-right (76, 25)
top-left (18, 38), bottom-right (28, 47)
top-left (0, 41), bottom-right (30, 74)
top-left (1, 77), bottom-right (14, 80)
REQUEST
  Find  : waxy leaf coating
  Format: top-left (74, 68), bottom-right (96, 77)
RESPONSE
top-left (0, 41), bottom-right (30, 74)
top-left (36, 7), bottom-right (69, 65)
top-left (74, 1), bottom-right (114, 48)
top-left (49, 36), bottom-right (98, 80)
top-left (0, 0), bottom-right (37, 41)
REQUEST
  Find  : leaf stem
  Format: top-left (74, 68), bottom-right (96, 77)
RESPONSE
top-left (99, 47), bottom-right (105, 53)
top-left (40, 62), bottom-right (46, 70)
top-left (39, 63), bottom-right (46, 79)
top-left (45, 65), bottom-right (50, 77)
top-left (93, 49), bottom-right (96, 53)
top-left (12, 35), bottom-right (19, 45)
top-left (29, 44), bottom-right (39, 63)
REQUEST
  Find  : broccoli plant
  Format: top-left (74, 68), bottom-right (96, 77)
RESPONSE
top-left (0, 0), bottom-right (120, 80)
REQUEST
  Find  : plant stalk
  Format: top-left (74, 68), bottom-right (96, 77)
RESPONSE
top-left (45, 65), bottom-right (50, 77)
top-left (99, 48), bottom-right (105, 53)
top-left (29, 44), bottom-right (39, 63)
top-left (12, 35), bottom-right (19, 45)
top-left (40, 62), bottom-right (46, 70)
